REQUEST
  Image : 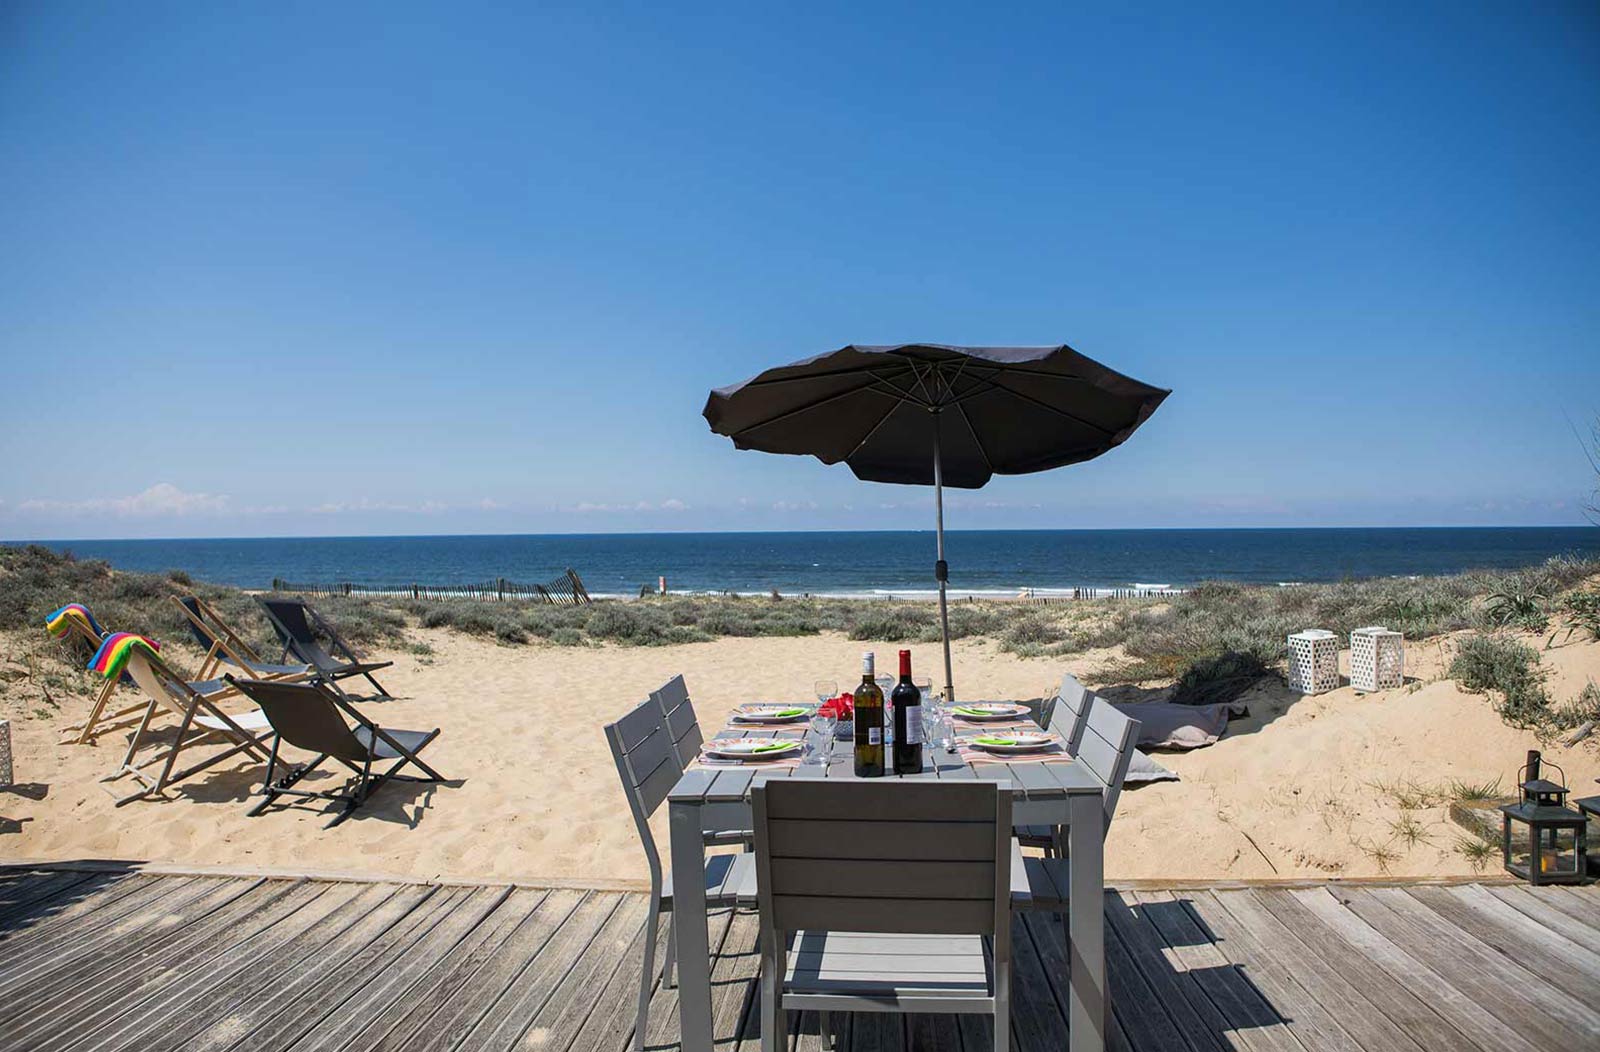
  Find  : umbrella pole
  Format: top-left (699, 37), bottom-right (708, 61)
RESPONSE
top-left (933, 414), bottom-right (954, 703)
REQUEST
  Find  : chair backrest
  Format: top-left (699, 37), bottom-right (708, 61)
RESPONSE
top-left (178, 596), bottom-right (222, 652)
top-left (226, 677), bottom-right (369, 764)
top-left (259, 598), bottom-right (339, 670)
top-left (649, 674), bottom-right (703, 768)
top-left (124, 649), bottom-right (202, 721)
top-left (1048, 673), bottom-right (1093, 754)
top-left (603, 698), bottom-right (681, 886)
top-left (1074, 696), bottom-right (1141, 835)
top-left (751, 780), bottom-right (1011, 940)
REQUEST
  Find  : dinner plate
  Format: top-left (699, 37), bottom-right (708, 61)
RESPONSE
top-left (732, 706), bottom-right (811, 724)
top-left (951, 703), bottom-right (1031, 721)
top-left (705, 738), bottom-right (804, 760)
top-left (968, 733), bottom-right (1056, 754)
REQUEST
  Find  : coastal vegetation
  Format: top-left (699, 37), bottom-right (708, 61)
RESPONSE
top-left (3, 543), bottom-right (1598, 731)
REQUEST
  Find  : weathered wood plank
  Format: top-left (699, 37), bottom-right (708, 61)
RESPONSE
top-left (91, 882), bottom-right (377, 1052)
top-left (503, 892), bottom-right (651, 1052)
top-left (643, 908), bottom-right (738, 1052)
top-left (1423, 884), bottom-right (1600, 989)
top-left (564, 907), bottom-right (669, 1052)
top-left (451, 892), bottom-right (626, 1052)
top-left (178, 884), bottom-right (437, 1052)
top-left (0, 873), bottom-right (162, 949)
top-left (1520, 885), bottom-right (1600, 932)
top-left (0, 869), bottom-right (107, 927)
top-left (1018, 908), bottom-right (1136, 1052)
top-left (1131, 891), bottom-right (1304, 1052)
top-left (1101, 891), bottom-right (1232, 1052)
top-left (1338, 887), bottom-right (1596, 1050)
top-left (223, 886), bottom-right (473, 1052)
top-left (277, 885), bottom-right (517, 1052)
top-left (0, 876), bottom-right (216, 1003)
top-left (337, 887), bottom-right (556, 1052)
top-left (1482, 884), bottom-right (1600, 955)
top-left (12, 879), bottom-right (317, 1052)
top-left (1184, 892), bottom-right (1368, 1052)
top-left (0, 878), bottom-right (280, 1041)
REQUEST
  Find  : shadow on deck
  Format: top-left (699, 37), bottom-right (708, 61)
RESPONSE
top-left (0, 863), bottom-right (1597, 1052)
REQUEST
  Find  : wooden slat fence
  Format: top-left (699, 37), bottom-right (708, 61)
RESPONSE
top-left (1028, 587), bottom-right (1181, 604)
top-left (271, 569), bottom-right (592, 606)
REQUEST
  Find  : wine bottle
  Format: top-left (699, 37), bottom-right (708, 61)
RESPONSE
top-left (891, 649), bottom-right (923, 774)
top-left (853, 651), bottom-right (885, 777)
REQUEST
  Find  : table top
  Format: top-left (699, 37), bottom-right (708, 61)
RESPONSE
top-left (669, 718), bottom-right (1102, 807)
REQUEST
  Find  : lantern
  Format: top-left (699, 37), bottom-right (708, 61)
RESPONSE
top-left (1500, 751), bottom-right (1587, 885)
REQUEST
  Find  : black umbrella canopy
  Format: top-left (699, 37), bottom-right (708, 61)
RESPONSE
top-left (703, 344), bottom-right (1169, 488)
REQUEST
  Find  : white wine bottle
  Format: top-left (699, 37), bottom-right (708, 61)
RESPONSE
top-left (853, 652), bottom-right (885, 777)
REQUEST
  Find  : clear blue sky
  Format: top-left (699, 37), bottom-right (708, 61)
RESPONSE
top-left (2, 2), bottom-right (1597, 539)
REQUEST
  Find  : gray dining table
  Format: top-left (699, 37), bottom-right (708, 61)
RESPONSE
top-left (667, 717), bottom-right (1107, 1052)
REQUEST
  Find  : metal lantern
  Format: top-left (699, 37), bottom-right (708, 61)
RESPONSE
top-left (1500, 751), bottom-right (1587, 886)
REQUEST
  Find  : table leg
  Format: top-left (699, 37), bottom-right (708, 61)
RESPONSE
top-left (670, 798), bottom-right (714, 1052)
top-left (1067, 793), bottom-right (1105, 1052)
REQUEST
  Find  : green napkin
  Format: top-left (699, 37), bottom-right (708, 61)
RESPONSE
top-left (738, 742), bottom-right (796, 753)
top-left (972, 735), bottom-right (1031, 746)
top-left (954, 706), bottom-right (1006, 717)
top-left (751, 707), bottom-right (806, 718)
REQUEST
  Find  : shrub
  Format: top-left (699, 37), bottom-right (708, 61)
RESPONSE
top-left (846, 605), bottom-right (934, 642)
top-left (1449, 634), bottom-right (1550, 728)
top-left (1171, 650), bottom-right (1270, 705)
top-left (1482, 582), bottom-right (1550, 631)
top-left (1553, 591), bottom-right (1600, 645)
top-left (549, 627), bottom-right (584, 646)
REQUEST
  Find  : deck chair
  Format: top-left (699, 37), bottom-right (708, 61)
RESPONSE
top-left (256, 596), bottom-right (392, 696)
top-left (174, 596), bottom-right (313, 682)
top-left (223, 676), bottom-right (443, 827)
top-left (605, 697), bottom-right (758, 1052)
top-left (1016, 673), bottom-right (1094, 852)
top-left (44, 608), bottom-right (147, 745)
top-left (107, 648), bottom-right (276, 806)
top-left (1015, 694), bottom-right (1141, 874)
top-left (751, 779), bottom-right (1013, 1052)
top-left (650, 674), bottom-right (752, 852)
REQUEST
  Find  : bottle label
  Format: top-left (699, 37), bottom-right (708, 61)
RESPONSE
top-left (867, 727), bottom-right (882, 745)
top-left (903, 707), bottom-right (924, 745)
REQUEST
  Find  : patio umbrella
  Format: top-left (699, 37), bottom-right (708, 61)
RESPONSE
top-left (703, 343), bottom-right (1169, 701)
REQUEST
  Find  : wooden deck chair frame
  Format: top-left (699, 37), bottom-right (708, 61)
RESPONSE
top-left (48, 615), bottom-right (146, 746)
top-left (222, 675), bottom-right (443, 828)
top-left (605, 697), bottom-right (757, 1052)
top-left (751, 779), bottom-right (1013, 1052)
top-left (173, 595), bottom-right (311, 683)
top-left (256, 596), bottom-right (393, 697)
top-left (106, 648), bottom-right (275, 806)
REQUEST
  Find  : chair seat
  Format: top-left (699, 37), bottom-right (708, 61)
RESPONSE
top-left (703, 829), bottom-right (753, 847)
top-left (1009, 838), bottom-right (1070, 911)
top-left (663, 851), bottom-right (757, 908)
top-left (781, 931), bottom-right (993, 1004)
top-left (353, 726), bottom-right (437, 760)
top-left (328, 659), bottom-right (394, 676)
top-left (195, 709), bottom-right (272, 733)
top-left (238, 660), bottom-right (314, 677)
top-left (1014, 823), bottom-right (1057, 846)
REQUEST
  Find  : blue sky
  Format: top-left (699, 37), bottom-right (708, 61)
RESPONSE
top-left (2, 2), bottom-right (1597, 539)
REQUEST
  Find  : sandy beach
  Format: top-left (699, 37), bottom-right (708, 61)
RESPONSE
top-left (3, 621), bottom-right (1596, 888)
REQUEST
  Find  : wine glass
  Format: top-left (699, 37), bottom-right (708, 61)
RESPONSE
top-left (813, 679), bottom-right (837, 708)
top-left (807, 711), bottom-right (837, 765)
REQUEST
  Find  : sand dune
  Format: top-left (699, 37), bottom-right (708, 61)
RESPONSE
top-left (2, 626), bottom-right (1596, 886)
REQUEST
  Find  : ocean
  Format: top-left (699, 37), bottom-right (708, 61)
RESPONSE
top-left (12, 527), bottom-right (1598, 599)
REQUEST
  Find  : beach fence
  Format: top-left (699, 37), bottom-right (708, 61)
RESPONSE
top-left (270, 569), bottom-right (592, 606)
top-left (1027, 586), bottom-right (1181, 603)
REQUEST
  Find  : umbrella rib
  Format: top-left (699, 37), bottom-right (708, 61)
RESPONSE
top-left (727, 375), bottom-right (914, 439)
top-left (953, 400), bottom-right (997, 475)
top-left (981, 375), bottom-right (1119, 435)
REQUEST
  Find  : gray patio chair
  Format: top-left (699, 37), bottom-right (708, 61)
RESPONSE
top-left (750, 779), bottom-right (1013, 1052)
top-left (605, 697), bottom-right (757, 1052)
top-left (1016, 673), bottom-right (1094, 852)
top-left (1014, 693), bottom-right (1141, 874)
top-left (223, 676), bottom-right (443, 827)
top-left (651, 674), bottom-right (752, 851)
top-left (256, 596), bottom-right (393, 696)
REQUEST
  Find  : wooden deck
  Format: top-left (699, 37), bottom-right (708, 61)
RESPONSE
top-left (1, 866), bottom-right (1597, 1052)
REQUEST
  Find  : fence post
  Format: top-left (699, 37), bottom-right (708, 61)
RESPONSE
top-left (498, 577), bottom-right (505, 602)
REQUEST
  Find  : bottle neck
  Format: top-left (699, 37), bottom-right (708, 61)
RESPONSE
top-left (898, 650), bottom-right (911, 681)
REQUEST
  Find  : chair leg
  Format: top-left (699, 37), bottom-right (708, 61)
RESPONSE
top-left (364, 671), bottom-right (391, 697)
top-left (994, 966), bottom-right (1011, 1052)
top-left (819, 1010), bottom-right (835, 1051)
top-left (760, 949), bottom-right (781, 1052)
top-left (635, 898), bottom-right (662, 1052)
top-left (662, 913), bottom-right (676, 988)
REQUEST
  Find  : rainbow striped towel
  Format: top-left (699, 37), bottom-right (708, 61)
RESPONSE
top-left (88, 633), bottom-right (161, 680)
top-left (44, 603), bottom-right (104, 639)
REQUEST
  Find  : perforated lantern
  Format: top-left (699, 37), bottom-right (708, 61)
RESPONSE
top-left (1501, 751), bottom-right (1587, 885)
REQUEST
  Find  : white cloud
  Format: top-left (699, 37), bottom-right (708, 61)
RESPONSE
top-left (564, 498), bottom-right (689, 514)
top-left (17, 483), bottom-right (230, 517)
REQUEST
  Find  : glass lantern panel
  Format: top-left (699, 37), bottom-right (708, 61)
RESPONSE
top-left (1507, 825), bottom-right (1534, 875)
top-left (1536, 826), bottom-right (1583, 877)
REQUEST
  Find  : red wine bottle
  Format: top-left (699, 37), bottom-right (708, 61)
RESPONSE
top-left (891, 649), bottom-right (923, 775)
